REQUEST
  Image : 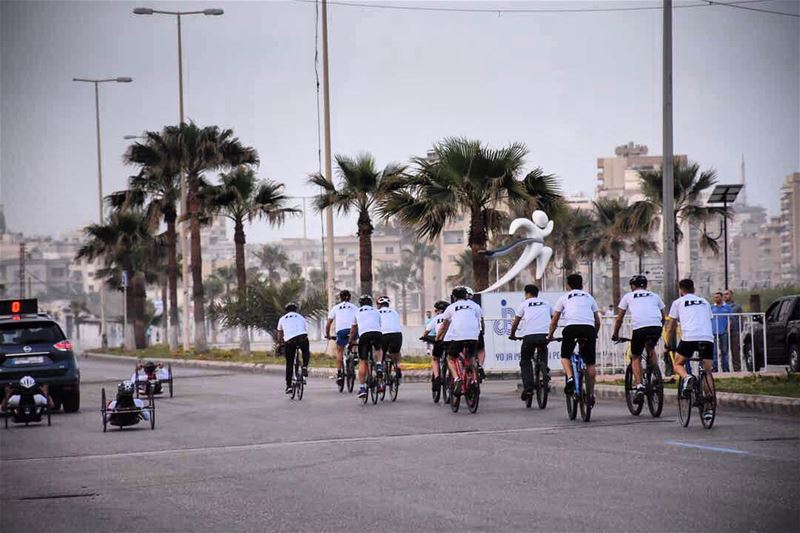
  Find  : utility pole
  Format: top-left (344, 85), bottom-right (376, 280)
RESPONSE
top-left (662, 0), bottom-right (677, 306)
top-left (321, 0), bottom-right (336, 307)
top-left (19, 243), bottom-right (26, 298)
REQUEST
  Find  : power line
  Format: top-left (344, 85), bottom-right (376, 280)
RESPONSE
top-left (705, 0), bottom-right (800, 18)
top-left (292, 0), bottom-right (775, 15)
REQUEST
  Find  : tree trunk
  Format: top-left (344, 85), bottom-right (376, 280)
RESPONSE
top-left (234, 218), bottom-right (250, 356)
top-left (401, 283), bottom-right (408, 325)
top-left (611, 252), bottom-right (622, 307)
top-left (357, 209), bottom-right (374, 296)
top-left (189, 177), bottom-right (208, 353)
top-left (469, 207), bottom-right (490, 291)
top-left (161, 279), bottom-right (168, 346)
top-left (132, 274), bottom-right (147, 350)
top-left (165, 214), bottom-right (179, 351)
top-left (418, 260), bottom-right (426, 323)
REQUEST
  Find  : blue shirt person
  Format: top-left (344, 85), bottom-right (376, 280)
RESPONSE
top-left (710, 292), bottom-right (733, 372)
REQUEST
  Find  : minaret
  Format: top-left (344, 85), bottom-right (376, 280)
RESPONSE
top-left (740, 154), bottom-right (748, 206)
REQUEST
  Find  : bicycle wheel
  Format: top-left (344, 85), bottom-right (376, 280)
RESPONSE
top-left (466, 378), bottom-right (480, 414)
top-left (442, 365), bottom-right (451, 405)
top-left (699, 372), bottom-right (716, 429)
top-left (168, 363), bottom-right (174, 398)
top-left (677, 377), bottom-right (692, 427)
top-left (297, 361), bottom-right (305, 401)
top-left (432, 373), bottom-right (441, 403)
top-left (579, 371), bottom-right (592, 422)
top-left (346, 359), bottom-right (356, 393)
top-left (101, 388), bottom-right (107, 433)
top-left (624, 364), bottom-right (643, 416)
top-left (149, 389), bottom-right (156, 430)
top-left (389, 366), bottom-right (399, 402)
top-left (379, 361), bottom-right (389, 402)
top-left (647, 366), bottom-right (664, 418)
top-left (338, 367), bottom-right (345, 393)
top-left (527, 366), bottom-right (536, 409)
top-left (370, 375), bottom-right (379, 405)
top-left (566, 389), bottom-right (577, 420)
top-left (362, 375), bottom-right (371, 405)
top-left (450, 377), bottom-right (460, 413)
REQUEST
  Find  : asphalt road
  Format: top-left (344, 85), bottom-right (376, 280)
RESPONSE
top-left (1, 358), bottom-right (798, 533)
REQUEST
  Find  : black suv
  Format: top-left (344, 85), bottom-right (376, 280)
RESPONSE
top-left (744, 295), bottom-right (800, 372)
top-left (0, 300), bottom-right (80, 412)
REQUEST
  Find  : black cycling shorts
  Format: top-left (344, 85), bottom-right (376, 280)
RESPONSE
top-left (358, 331), bottom-right (383, 361)
top-left (477, 331), bottom-right (485, 352)
top-left (630, 326), bottom-right (663, 357)
top-left (432, 340), bottom-right (445, 359)
top-left (382, 332), bottom-right (402, 354)
top-left (560, 324), bottom-right (597, 365)
top-left (447, 340), bottom-right (477, 359)
top-left (521, 334), bottom-right (549, 362)
top-left (677, 341), bottom-right (714, 360)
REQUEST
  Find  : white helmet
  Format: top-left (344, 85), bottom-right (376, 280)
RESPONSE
top-left (377, 295), bottom-right (391, 307)
top-left (19, 376), bottom-right (36, 389)
top-left (464, 286), bottom-right (475, 300)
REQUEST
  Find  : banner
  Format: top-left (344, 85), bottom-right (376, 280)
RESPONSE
top-left (479, 291), bottom-right (565, 371)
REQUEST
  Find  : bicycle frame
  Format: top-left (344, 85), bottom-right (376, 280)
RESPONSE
top-left (571, 352), bottom-right (585, 398)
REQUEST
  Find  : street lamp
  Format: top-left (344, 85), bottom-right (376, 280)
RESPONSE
top-left (73, 76), bottom-right (133, 349)
top-left (133, 6), bottom-right (224, 351)
top-left (707, 184), bottom-right (742, 290)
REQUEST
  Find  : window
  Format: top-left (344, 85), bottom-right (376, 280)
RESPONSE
top-left (0, 321), bottom-right (65, 345)
top-left (765, 301), bottom-right (783, 323)
top-left (444, 231), bottom-right (463, 244)
top-left (778, 300), bottom-right (793, 322)
top-left (790, 300), bottom-right (800, 322)
top-left (385, 247), bottom-right (394, 254)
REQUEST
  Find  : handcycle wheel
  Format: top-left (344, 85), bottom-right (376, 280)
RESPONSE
top-left (168, 363), bottom-right (174, 398)
top-left (101, 387), bottom-right (107, 433)
top-left (149, 389), bottom-right (156, 430)
top-left (625, 364), bottom-right (643, 416)
top-left (432, 374), bottom-right (441, 403)
top-left (647, 365), bottom-right (664, 418)
top-left (699, 372), bottom-right (716, 429)
top-left (677, 377), bottom-right (692, 427)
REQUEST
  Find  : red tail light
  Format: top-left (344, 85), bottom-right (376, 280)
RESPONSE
top-left (54, 340), bottom-right (74, 351)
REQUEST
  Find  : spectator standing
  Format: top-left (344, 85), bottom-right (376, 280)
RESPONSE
top-left (711, 292), bottom-right (733, 372)
top-left (723, 289), bottom-right (743, 371)
top-left (424, 310), bottom-right (433, 356)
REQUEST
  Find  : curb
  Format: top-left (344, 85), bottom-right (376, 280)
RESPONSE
top-left (84, 352), bottom-right (522, 384)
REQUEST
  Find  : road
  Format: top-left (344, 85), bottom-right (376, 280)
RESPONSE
top-left (1, 357), bottom-right (798, 533)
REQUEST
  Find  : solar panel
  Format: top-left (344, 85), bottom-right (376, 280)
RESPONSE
top-left (707, 184), bottom-right (743, 204)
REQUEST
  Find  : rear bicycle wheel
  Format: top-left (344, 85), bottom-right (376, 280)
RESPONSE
top-left (579, 371), bottom-right (591, 422)
top-left (432, 373), bottom-right (441, 403)
top-left (677, 377), bottom-right (692, 427)
top-left (566, 390), bottom-right (577, 420)
top-left (450, 376), bottom-right (460, 413)
top-left (535, 364), bottom-right (548, 409)
top-left (442, 366), bottom-right (451, 405)
top-left (389, 366), bottom-right (399, 402)
top-left (625, 364), bottom-right (643, 416)
top-left (466, 377), bottom-right (480, 414)
top-left (527, 365), bottom-right (537, 409)
top-left (346, 359), bottom-right (356, 393)
top-left (699, 372), bottom-right (716, 429)
top-left (362, 376), bottom-right (370, 405)
top-left (647, 366), bottom-right (664, 418)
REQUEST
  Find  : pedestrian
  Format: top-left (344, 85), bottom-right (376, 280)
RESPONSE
top-left (711, 292), bottom-right (733, 372)
top-left (723, 289), bottom-right (743, 371)
top-left (604, 304), bottom-right (616, 318)
top-left (424, 310), bottom-right (433, 356)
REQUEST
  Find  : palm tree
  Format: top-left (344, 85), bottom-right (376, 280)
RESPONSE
top-left (117, 130), bottom-right (181, 351)
top-left (254, 244), bottom-right (290, 283)
top-left (309, 152), bottom-right (406, 295)
top-left (76, 211), bottom-right (162, 350)
top-left (160, 122), bottom-right (259, 353)
top-left (403, 241), bottom-right (440, 321)
top-left (548, 203), bottom-right (595, 286)
top-left (633, 162), bottom-right (728, 279)
top-left (207, 167), bottom-right (299, 355)
top-left (447, 250), bottom-right (474, 287)
top-left (382, 137), bottom-right (556, 290)
top-left (628, 231), bottom-right (660, 275)
top-left (387, 258), bottom-right (418, 325)
top-left (67, 299), bottom-right (91, 342)
top-left (581, 198), bottom-right (630, 305)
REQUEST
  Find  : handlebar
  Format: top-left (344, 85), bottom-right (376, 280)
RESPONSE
top-left (613, 337), bottom-right (631, 344)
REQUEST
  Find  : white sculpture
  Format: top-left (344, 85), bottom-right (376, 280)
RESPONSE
top-left (479, 210), bottom-right (554, 293)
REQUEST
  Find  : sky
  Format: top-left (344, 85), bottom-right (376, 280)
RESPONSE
top-left (1, 0), bottom-right (798, 245)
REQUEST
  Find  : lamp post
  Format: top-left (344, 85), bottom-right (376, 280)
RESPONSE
top-left (133, 6), bottom-right (223, 351)
top-left (707, 184), bottom-right (742, 290)
top-left (73, 76), bottom-right (133, 349)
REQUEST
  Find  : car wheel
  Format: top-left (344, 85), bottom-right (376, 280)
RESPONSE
top-left (789, 343), bottom-right (799, 373)
top-left (62, 387), bottom-right (80, 413)
top-left (50, 388), bottom-right (63, 411)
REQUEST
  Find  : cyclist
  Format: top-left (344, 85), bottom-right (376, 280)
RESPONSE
top-left (277, 302), bottom-right (310, 394)
top-left (464, 287), bottom-right (487, 381)
top-left (424, 300), bottom-right (450, 393)
top-left (436, 286), bottom-right (483, 395)
top-left (666, 278), bottom-right (715, 420)
top-left (349, 294), bottom-right (384, 399)
top-left (548, 273), bottom-right (601, 406)
top-left (378, 296), bottom-right (403, 382)
top-left (325, 290), bottom-right (358, 389)
top-left (611, 275), bottom-right (666, 401)
top-left (509, 284), bottom-right (553, 403)
top-left (107, 380), bottom-right (150, 421)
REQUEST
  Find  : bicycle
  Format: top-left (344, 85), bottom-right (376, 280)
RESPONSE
top-left (614, 337), bottom-right (664, 418)
top-left (553, 336), bottom-right (592, 422)
top-left (422, 336), bottom-right (450, 405)
top-left (509, 335), bottom-right (550, 409)
top-left (448, 348), bottom-right (480, 414)
top-left (353, 343), bottom-right (384, 405)
top-left (289, 345), bottom-right (305, 401)
top-left (677, 355), bottom-right (717, 429)
top-left (330, 337), bottom-right (357, 393)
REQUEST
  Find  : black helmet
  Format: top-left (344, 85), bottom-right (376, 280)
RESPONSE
top-left (118, 380), bottom-right (135, 396)
top-left (339, 290), bottom-right (351, 302)
top-left (434, 300), bottom-right (449, 312)
top-left (359, 294), bottom-right (373, 307)
top-left (630, 275), bottom-right (648, 288)
top-left (285, 302), bottom-right (299, 313)
top-left (451, 286), bottom-right (468, 301)
top-left (143, 360), bottom-right (157, 374)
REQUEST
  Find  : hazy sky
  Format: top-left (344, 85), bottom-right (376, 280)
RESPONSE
top-left (1, 0), bottom-right (798, 245)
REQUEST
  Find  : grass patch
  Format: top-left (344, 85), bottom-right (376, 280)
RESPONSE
top-left (91, 344), bottom-right (432, 368)
top-left (605, 373), bottom-right (800, 398)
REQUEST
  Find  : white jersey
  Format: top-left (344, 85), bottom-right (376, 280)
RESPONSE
top-left (515, 297), bottom-right (552, 336)
top-left (278, 311), bottom-right (308, 342)
top-left (618, 289), bottom-right (665, 330)
top-left (353, 305), bottom-right (382, 334)
top-left (669, 294), bottom-right (714, 342)
top-left (328, 301), bottom-right (357, 332)
top-left (427, 314), bottom-right (447, 337)
top-left (441, 299), bottom-right (482, 341)
top-left (554, 290), bottom-right (599, 327)
top-left (378, 307), bottom-right (402, 334)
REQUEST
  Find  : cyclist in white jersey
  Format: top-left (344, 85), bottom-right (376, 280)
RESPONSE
top-left (377, 296), bottom-right (403, 382)
top-left (349, 294), bottom-right (384, 399)
top-left (666, 279), bottom-right (715, 418)
top-left (325, 290), bottom-right (358, 388)
top-left (548, 273), bottom-right (601, 405)
top-left (436, 286), bottom-right (483, 394)
top-left (277, 302), bottom-right (310, 394)
top-left (423, 300), bottom-right (450, 392)
top-left (509, 284), bottom-right (553, 402)
top-left (612, 275), bottom-right (666, 400)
